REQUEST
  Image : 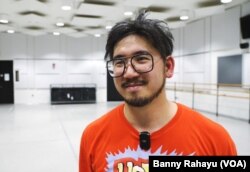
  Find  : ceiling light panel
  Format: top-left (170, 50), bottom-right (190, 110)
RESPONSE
top-left (7, 30), bottom-right (15, 34)
top-left (0, 0), bottom-right (247, 37)
top-left (0, 25), bottom-right (12, 32)
top-left (221, 0), bottom-right (232, 4)
top-left (68, 32), bottom-right (88, 38)
top-left (71, 16), bottom-right (104, 27)
top-left (0, 14), bottom-right (9, 23)
top-left (85, 28), bottom-right (106, 35)
top-left (21, 29), bottom-right (46, 36)
top-left (124, 0), bottom-right (153, 7)
top-left (15, 14), bottom-right (49, 28)
top-left (77, 3), bottom-right (122, 19)
top-left (147, 12), bottom-right (169, 20)
top-left (53, 32), bottom-right (60, 36)
top-left (195, 5), bottom-right (225, 19)
top-left (15, 0), bottom-right (48, 14)
top-left (54, 27), bottom-right (75, 34)
top-left (61, 5), bottom-right (72, 11)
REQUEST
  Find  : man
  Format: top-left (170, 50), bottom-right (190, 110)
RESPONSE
top-left (79, 10), bottom-right (237, 172)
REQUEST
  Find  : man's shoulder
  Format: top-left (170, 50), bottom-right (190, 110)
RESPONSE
top-left (177, 103), bottom-right (227, 131)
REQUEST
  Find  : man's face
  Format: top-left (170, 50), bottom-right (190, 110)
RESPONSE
top-left (112, 35), bottom-right (167, 107)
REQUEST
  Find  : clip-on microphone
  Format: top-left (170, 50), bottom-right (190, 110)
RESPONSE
top-left (139, 131), bottom-right (150, 150)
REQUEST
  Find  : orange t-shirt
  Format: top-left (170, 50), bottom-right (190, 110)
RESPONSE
top-left (79, 103), bottom-right (237, 172)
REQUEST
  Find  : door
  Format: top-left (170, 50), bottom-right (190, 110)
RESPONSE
top-left (107, 71), bottom-right (123, 101)
top-left (0, 60), bottom-right (14, 104)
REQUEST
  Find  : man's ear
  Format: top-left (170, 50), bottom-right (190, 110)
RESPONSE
top-left (164, 56), bottom-right (175, 78)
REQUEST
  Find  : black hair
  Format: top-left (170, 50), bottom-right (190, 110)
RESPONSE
top-left (104, 9), bottom-right (174, 60)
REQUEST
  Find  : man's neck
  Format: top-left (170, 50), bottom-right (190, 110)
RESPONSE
top-left (123, 93), bottom-right (177, 133)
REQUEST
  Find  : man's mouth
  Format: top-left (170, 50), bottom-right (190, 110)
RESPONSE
top-left (121, 80), bottom-right (147, 88)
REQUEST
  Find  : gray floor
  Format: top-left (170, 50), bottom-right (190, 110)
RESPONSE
top-left (0, 102), bottom-right (249, 172)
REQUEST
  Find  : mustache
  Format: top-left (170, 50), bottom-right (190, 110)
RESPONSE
top-left (121, 79), bottom-right (148, 88)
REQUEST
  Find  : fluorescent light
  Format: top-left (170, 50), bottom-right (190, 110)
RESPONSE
top-left (56, 17), bottom-right (65, 27)
top-left (0, 19), bottom-right (8, 24)
top-left (105, 25), bottom-right (112, 30)
top-left (61, 0), bottom-right (73, 11)
top-left (180, 10), bottom-right (189, 21)
top-left (94, 34), bottom-right (101, 37)
top-left (53, 32), bottom-right (60, 36)
top-left (56, 22), bottom-right (64, 27)
top-left (7, 30), bottom-right (15, 34)
top-left (61, 5), bottom-right (72, 11)
top-left (220, 0), bottom-right (232, 3)
top-left (0, 14), bottom-right (9, 24)
top-left (124, 11), bottom-right (133, 16)
top-left (180, 15), bottom-right (189, 20)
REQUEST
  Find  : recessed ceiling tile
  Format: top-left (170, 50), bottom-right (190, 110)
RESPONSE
top-left (21, 29), bottom-right (46, 36)
top-left (84, 28), bottom-right (107, 35)
top-left (53, 27), bottom-right (76, 34)
top-left (147, 12), bottom-right (168, 20)
top-left (77, 3), bottom-right (122, 18)
top-left (168, 21), bottom-right (186, 29)
top-left (195, 5), bottom-right (225, 19)
top-left (124, 0), bottom-right (153, 7)
top-left (71, 16), bottom-right (105, 27)
top-left (67, 32), bottom-right (88, 38)
top-left (15, 14), bottom-right (48, 27)
top-left (0, 25), bottom-right (13, 32)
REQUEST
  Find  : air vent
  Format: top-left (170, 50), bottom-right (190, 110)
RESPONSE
top-left (55, 23), bottom-right (73, 28)
top-left (148, 6), bottom-right (170, 13)
top-left (197, 0), bottom-right (221, 8)
top-left (15, 0), bottom-right (49, 3)
top-left (75, 28), bottom-right (84, 32)
top-left (37, 0), bottom-right (49, 3)
top-left (19, 11), bottom-right (46, 17)
top-left (74, 14), bottom-right (102, 19)
top-left (25, 26), bottom-right (44, 30)
top-left (166, 16), bottom-right (181, 22)
top-left (86, 26), bottom-right (103, 29)
top-left (84, 0), bottom-right (115, 6)
top-left (64, 23), bottom-right (73, 28)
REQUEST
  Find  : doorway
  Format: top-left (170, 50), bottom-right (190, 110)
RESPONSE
top-left (107, 71), bottom-right (123, 101)
top-left (0, 60), bottom-right (14, 104)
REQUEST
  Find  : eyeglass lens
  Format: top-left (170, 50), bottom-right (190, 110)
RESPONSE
top-left (107, 53), bottom-right (154, 77)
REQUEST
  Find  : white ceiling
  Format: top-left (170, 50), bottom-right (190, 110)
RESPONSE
top-left (0, 0), bottom-right (248, 38)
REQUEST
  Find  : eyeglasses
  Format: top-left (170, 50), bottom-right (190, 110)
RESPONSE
top-left (106, 52), bottom-right (154, 78)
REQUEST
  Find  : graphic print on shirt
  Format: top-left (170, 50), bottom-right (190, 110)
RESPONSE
top-left (105, 146), bottom-right (195, 172)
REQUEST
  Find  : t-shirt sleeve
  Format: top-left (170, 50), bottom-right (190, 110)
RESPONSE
top-left (79, 129), bottom-right (93, 172)
top-left (217, 128), bottom-right (237, 155)
top-left (227, 139), bottom-right (237, 155)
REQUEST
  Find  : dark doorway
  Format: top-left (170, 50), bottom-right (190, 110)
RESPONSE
top-left (0, 60), bottom-right (14, 104)
top-left (107, 71), bottom-right (123, 101)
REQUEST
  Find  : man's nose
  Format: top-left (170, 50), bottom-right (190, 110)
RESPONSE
top-left (123, 63), bottom-right (140, 78)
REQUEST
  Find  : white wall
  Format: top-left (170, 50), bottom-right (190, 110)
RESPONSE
top-left (0, 34), bottom-right (107, 104)
top-left (168, 2), bottom-right (250, 120)
top-left (170, 2), bottom-right (250, 84)
top-left (0, 2), bottom-right (250, 107)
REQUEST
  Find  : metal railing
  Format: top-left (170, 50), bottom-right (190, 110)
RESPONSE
top-left (166, 82), bottom-right (250, 123)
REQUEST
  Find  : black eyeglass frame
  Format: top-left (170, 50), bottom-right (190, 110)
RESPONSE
top-left (106, 52), bottom-right (155, 78)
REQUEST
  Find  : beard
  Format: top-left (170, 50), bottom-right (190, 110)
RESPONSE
top-left (121, 78), bottom-right (166, 107)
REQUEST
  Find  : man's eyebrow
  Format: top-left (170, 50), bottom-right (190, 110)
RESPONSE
top-left (134, 50), bottom-right (150, 55)
top-left (113, 55), bottom-right (124, 59)
top-left (113, 50), bottom-right (150, 59)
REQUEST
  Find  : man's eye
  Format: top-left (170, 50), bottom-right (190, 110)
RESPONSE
top-left (114, 60), bottom-right (124, 67)
top-left (135, 56), bottom-right (150, 62)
